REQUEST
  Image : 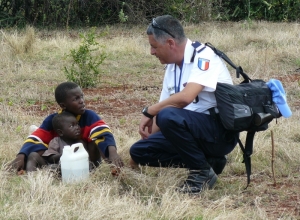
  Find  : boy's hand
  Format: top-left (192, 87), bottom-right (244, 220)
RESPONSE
top-left (108, 146), bottom-right (124, 168)
top-left (8, 154), bottom-right (25, 172)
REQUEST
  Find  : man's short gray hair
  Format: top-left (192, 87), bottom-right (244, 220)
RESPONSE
top-left (146, 15), bottom-right (186, 44)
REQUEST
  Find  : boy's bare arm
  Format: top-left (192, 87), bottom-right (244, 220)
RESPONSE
top-left (107, 146), bottom-right (124, 168)
top-left (86, 142), bottom-right (101, 162)
top-left (9, 154), bottom-right (25, 171)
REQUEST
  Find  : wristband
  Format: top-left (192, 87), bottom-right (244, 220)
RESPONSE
top-left (142, 107), bottom-right (154, 119)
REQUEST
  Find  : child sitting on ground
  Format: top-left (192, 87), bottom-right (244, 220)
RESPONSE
top-left (26, 111), bottom-right (88, 172)
top-left (10, 81), bottom-right (124, 173)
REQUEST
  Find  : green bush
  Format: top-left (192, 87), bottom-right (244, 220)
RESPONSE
top-left (216, 0), bottom-right (300, 22)
top-left (1, 0), bottom-right (299, 28)
top-left (64, 27), bottom-right (106, 88)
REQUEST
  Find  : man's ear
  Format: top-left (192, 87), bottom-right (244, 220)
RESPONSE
top-left (56, 129), bottom-right (64, 137)
top-left (166, 38), bottom-right (176, 48)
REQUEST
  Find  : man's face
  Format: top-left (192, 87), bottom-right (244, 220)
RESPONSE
top-left (148, 35), bottom-right (173, 64)
top-left (60, 116), bottom-right (81, 140)
top-left (61, 87), bottom-right (86, 115)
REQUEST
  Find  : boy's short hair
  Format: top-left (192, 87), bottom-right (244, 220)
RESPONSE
top-left (52, 111), bottom-right (76, 131)
top-left (55, 82), bottom-right (79, 103)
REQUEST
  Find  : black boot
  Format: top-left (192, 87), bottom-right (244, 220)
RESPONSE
top-left (206, 156), bottom-right (227, 175)
top-left (178, 168), bottom-right (217, 194)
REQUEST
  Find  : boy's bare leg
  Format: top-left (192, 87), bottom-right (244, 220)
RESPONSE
top-left (26, 152), bottom-right (47, 172)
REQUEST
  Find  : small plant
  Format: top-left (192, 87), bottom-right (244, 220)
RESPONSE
top-left (119, 118), bottom-right (126, 125)
top-left (64, 27), bottom-right (106, 88)
top-left (27, 99), bottom-right (36, 105)
top-left (119, 2), bottom-right (128, 23)
top-left (16, 126), bottom-right (22, 133)
top-left (41, 104), bottom-right (47, 111)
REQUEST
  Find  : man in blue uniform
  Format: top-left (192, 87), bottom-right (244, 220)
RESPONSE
top-left (129, 15), bottom-right (238, 194)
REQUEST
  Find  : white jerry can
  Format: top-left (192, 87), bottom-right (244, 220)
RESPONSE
top-left (60, 143), bottom-right (89, 183)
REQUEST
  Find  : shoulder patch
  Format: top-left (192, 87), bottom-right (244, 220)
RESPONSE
top-left (198, 58), bottom-right (210, 71)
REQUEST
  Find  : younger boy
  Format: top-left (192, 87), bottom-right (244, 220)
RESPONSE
top-left (10, 82), bottom-right (123, 172)
top-left (26, 111), bottom-right (89, 171)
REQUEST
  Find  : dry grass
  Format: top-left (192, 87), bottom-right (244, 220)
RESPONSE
top-left (0, 21), bottom-right (300, 219)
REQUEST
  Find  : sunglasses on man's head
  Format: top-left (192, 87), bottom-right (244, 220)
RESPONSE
top-left (152, 18), bottom-right (175, 38)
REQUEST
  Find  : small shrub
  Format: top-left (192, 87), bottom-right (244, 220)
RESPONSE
top-left (119, 2), bottom-right (128, 23)
top-left (64, 27), bottom-right (106, 88)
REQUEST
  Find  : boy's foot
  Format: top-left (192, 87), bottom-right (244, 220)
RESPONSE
top-left (17, 169), bottom-right (26, 175)
top-left (178, 168), bottom-right (217, 194)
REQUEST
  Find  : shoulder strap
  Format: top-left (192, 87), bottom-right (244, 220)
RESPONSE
top-left (237, 131), bottom-right (256, 189)
top-left (191, 41), bottom-right (252, 83)
top-left (205, 42), bottom-right (252, 83)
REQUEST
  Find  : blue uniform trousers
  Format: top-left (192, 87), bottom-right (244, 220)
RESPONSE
top-left (130, 107), bottom-right (238, 170)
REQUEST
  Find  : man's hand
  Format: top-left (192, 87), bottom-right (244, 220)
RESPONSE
top-left (8, 154), bottom-right (25, 172)
top-left (139, 115), bottom-right (153, 139)
top-left (107, 146), bottom-right (124, 168)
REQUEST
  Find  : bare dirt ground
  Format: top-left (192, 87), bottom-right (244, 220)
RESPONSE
top-left (24, 71), bottom-right (300, 116)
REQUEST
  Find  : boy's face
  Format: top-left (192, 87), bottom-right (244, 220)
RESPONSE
top-left (60, 115), bottom-right (81, 140)
top-left (60, 87), bottom-right (85, 115)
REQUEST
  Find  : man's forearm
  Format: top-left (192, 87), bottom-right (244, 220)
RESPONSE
top-left (148, 83), bottom-right (204, 116)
